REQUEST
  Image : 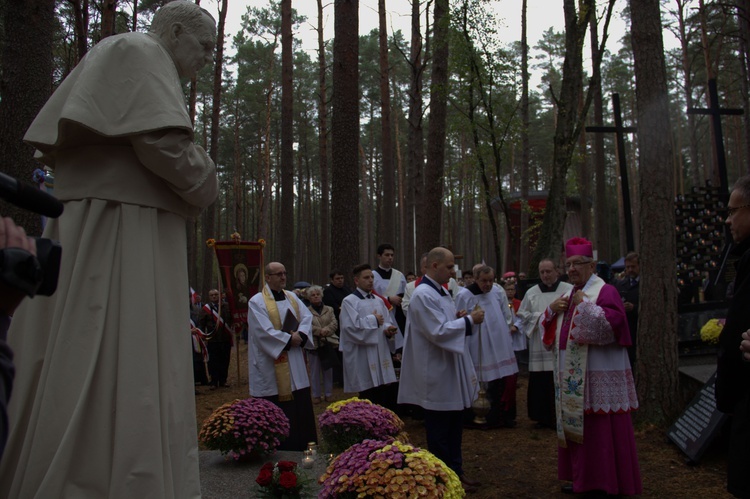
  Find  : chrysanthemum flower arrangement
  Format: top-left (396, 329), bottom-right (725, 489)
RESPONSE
top-left (318, 438), bottom-right (465, 498)
top-left (700, 318), bottom-right (725, 344)
top-left (318, 397), bottom-right (406, 454)
top-left (255, 460), bottom-right (312, 498)
top-left (199, 398), bottom-right (289, 460)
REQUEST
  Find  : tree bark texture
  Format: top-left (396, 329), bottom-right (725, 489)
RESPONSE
top-left (317, 0), bottom-right (331, 273)
top-left (0, 0), bottom-right (55, 236)
top-left (630, 0), bottom-right (680, 424)
top-left (530, 0), bottom-right (594, 272)
top-left (331, 0), bottom-right (360, 284)
top-left (423, 0), bottom-right (450, 251)
top-left (520, 0), bottom-right (531, 273)
top-left (378, 0), bottom-right (396, 246)
top-left (280, 0), bottom-right (295, 269)
top-left (405, 0), bottom-right (424, 275)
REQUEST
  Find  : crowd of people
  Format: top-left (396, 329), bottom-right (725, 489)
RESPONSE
top-left (229, 238), bottom-right (643, 495)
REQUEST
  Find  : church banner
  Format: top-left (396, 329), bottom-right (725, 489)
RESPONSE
top-left (210, 238), bottom-right (265, 330)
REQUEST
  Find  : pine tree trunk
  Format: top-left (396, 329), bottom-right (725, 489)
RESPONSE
top-left (405, 0), bottom-right (424, 276)
top-left (530, 0), bottom-right (594, 270)
top-left (280, 0), bottom-right (295, 270)
top-left (331, 0), bottom-right (360, 285)
top-left (378, 0), bottom-right (396, 246)
top-left (630, 0), bottom-right (680, 424)
top-left (520, 0), bottom-right (531, 273)
top-left (422, 0), bottom-right (449, 250)
top-left (317, 0), bottom-right (331, 273)
top-left (101, 0), bottom-right (116, 38)
top-left (0, 0), bottom-right (55, 236)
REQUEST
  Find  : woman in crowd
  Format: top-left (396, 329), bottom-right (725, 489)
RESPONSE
top-left (307, 285), bottom-right (339, 403)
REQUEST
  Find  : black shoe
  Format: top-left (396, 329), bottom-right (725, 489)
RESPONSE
top-left (561, 484), bottom-right (574, 494)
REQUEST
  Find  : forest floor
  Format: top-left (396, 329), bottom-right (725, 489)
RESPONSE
top-left (195, 343), bottom-right (731, 497)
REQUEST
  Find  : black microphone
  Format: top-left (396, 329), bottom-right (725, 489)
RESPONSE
top-left (0, 171), bottom-right (64, 218)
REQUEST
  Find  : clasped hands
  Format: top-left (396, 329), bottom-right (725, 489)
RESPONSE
top-left (551, 291), bottom-right (586, 314)
top-left (456, 308), bottom-right (485, 324)
top-left (289, 331), bottom-right (303, 348)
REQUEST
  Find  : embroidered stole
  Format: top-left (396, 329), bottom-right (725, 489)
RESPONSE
top-left (262, 286), bottom-right (301, 401)
top-left (552, 276), bottom-right (604, 447)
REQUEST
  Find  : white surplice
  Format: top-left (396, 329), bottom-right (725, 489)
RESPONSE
top-left (398, 277), bottom-right (478, 411)
top-left (339, 291), bottom-right (397, 393)
top-left (454, 286), bottom-right (518, 382)
top-left (247, 286), bottom-right (314, 397)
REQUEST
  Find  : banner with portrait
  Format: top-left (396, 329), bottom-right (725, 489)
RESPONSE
top-left (211, 240), bottom-right (264, 329)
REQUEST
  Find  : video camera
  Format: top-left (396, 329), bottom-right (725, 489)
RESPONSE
top-left (0, 171), bottom-right (62, 297)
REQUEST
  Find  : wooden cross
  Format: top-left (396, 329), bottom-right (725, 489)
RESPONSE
top-left (586, 93), bottom-right (638, 252)
top-left (687, 78), bottom-right (743, 199)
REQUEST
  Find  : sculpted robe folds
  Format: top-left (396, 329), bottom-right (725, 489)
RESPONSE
top-left (398, 278), bottom-right (477, 411)
top-left (339, 293), bottom-right (397, 393)
top-left (247, 287), bottom-right (314, 397)
top-left (0, 32), bottom-right (218, 498)
top-left (454, 286), bottom-right (518, 382)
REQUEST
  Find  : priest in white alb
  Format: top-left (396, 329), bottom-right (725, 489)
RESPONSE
top-left (247, 261), bottom-right (317, 451)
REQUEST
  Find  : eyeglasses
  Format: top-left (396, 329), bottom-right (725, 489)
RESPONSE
top-left (727, 204), bottom-right (750, 217)
top-left (565, 260), bottom-right (591, 269)
top-left (267, 271), bottom-right (287, 277)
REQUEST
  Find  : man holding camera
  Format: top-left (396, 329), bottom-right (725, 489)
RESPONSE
top-left (0, 2), bottom-right (218, 497)
top-left (0, 217), bottom-right (38, 460)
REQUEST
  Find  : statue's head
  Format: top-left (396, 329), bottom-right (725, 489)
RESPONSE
top-left (149, 1), bottom-right (216, 79)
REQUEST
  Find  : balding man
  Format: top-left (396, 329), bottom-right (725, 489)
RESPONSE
top-left (247, 262), bottom-right (317, 451)
top-left (398, 248), bottom-right (485, 492)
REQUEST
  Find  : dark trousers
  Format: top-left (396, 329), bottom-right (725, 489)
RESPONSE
top-left (207, 341), bottom-right (231, 386)
top-left (261, 387), bottom-right (318, 451)
top-left (193, 350), bottom-right (209, 385)
top-left (728, 391), bottom-right (750, 497)
top-left (527, 370), bottom-right (556, 427)
top-left (424, 409), bottom-right (464, 476)
top-left (490, 374), bottom-right (517, 425)
top-left (359, 383), bottom-right (397, 412)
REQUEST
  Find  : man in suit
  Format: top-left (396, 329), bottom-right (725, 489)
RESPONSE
top-left (614, 252), bottom-right (640, 369)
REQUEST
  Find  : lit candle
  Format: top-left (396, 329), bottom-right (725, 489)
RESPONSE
top-left (306, 442), bottom-right (318, 456)
top-left (301, 450), bottom-right (314, 469)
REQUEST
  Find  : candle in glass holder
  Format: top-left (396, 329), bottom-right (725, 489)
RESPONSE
top-left (301, 450), bottom-right (314, 469)
top-left (306, 442), bottom-right (318, 456)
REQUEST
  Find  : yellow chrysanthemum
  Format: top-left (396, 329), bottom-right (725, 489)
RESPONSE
top-left (700, 318), bottom-right (724, 344)
top-left (326, 396), bottom-right (372, 413)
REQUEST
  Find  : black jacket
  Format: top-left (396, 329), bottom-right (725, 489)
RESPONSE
top-left (716, 236), bottom-right (750, 413)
